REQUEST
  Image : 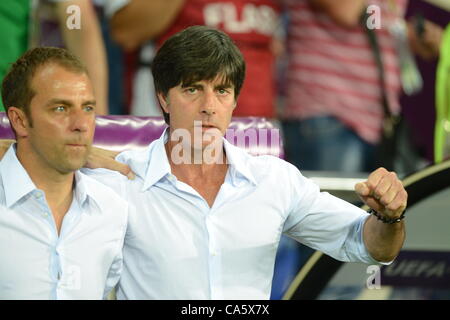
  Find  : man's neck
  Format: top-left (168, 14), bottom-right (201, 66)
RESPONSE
top-left (165, 138), bottom-right (227, 175)
top-left (16, 144), bottom-right (75, 231)
top-left (165, 140), bottom-right (228, 207)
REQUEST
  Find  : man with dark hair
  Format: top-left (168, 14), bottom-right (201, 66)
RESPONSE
top-left (84, 26), bottom-right (407, 299)
top-left (151, 25), bottom-right (246, 125)
top-left (0, 47), bottom-right (127, 299)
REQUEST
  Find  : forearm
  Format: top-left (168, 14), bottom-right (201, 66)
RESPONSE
top-left (309, 0), bottom-right (366, 28)
top-left (363, 215), bottom-right (405, 262)
top-left (110, 0), bottom-right (185, 51)
top-left (56, 0), bottom-right (109, 114)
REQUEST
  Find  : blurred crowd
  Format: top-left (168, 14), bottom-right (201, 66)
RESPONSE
top-left (1, 0), bottom-right (448, 172)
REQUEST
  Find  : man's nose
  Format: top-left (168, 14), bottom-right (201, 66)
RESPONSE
top-left (70, 108), bottom-right (92, 132)
top-left (200, 90), bottom-right (217, 115)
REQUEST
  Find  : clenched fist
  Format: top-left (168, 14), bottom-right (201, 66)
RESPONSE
top-left (355, 167), bottom-right (408, 220)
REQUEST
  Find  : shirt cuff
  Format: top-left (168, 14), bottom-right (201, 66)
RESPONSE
top-left (347, 214), bottom-right (394, 266)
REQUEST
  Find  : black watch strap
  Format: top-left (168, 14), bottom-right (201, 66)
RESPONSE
top-left (368, 208), bottom-right (406, 224)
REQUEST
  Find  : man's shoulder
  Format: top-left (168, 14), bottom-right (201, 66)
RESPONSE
top-left (116, 146), bottom-right (151, 163)
top-left (230, 144), bottom-right (299, 180)
top-left (232, 144), bottom-right (294, 171)
top-left (78, 169), bottom-right (128, 202)
top-left (77, 171), bottom-right (129, 220)
top-left (116, 144), bottom-right (155, 179)
top-left (80, 167), bottom-right (128, 185)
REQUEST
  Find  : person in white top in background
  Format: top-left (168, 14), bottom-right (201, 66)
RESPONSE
top-left (84, 26), bottom-right (408, 299)
top-left (0, 47), bottom-right (128, 299)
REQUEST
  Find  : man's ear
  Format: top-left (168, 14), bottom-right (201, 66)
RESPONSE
top-left (7, 107), bottom-right (30, 138)
top-left (157, 93), bottom-right (170, 114)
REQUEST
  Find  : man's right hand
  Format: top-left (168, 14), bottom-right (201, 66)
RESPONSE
top-left (0, 140), bottom-right (15, 160)
top-left (86, 147), bottom-right (135, 180)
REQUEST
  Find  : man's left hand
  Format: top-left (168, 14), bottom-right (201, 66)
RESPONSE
top-left (355, 167), bottom-right (408, 219)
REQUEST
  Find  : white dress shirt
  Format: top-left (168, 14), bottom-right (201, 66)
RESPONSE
top-left (84, 129), bottom-right (381, 300)
top-left (0, 145), bottom-right (128, 300)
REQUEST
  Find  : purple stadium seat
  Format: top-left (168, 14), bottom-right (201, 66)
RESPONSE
top-left (0, 113), bottom-right (283, 158)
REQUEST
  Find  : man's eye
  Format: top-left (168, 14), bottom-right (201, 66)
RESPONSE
top-left (54, 106), bottom-right (66, 112)
top-left (84, 106), bottom-right (95, 112)
top-left (186, 88), bottom-right (197, 94)
top-left (218, 89), bottom-right (229, 95)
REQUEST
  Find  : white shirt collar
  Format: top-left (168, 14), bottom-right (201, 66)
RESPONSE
top-left (139, 128), bottom-right (258, 191)
top-left (222, 138), bottom-right (258, 186)
top-left (141, 129), bottom-right (172, 190)
top-left (72, 170), bottom-right (105, 214)
top-left (0, 145), bottom-right (35, 208)
top-left (0, 144), bottom-right (102, 212)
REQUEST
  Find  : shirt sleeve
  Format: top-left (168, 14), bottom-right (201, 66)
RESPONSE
top-left (282, 163), bottom-right (387, 265)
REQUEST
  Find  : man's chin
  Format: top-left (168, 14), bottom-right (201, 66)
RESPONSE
top-left (59, 157), bottom-right (88, 173)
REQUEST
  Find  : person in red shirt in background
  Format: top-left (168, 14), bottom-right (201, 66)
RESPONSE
top-left (107, 0), bottom-right (283, 118)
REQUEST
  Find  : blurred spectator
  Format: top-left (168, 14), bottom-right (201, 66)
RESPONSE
top-left (0, 0), bottom-right (108, 114)
top-left (107, 0), bottom-right (283, 118)
top-left (280, 0), bottom-right (443, 175)
top-left (281, 0), bottom-right (405, 174)
top-left (95, 0), bottom-right (126, 115)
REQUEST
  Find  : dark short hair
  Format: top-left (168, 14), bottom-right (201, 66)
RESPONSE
top-left (152, 25), bottom-right (246, 124)
top-left (1, 46), bottom-right (87, 123)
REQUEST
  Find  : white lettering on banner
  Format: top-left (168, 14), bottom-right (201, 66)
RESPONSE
top-left (204, 3), bottom-right (278, 35)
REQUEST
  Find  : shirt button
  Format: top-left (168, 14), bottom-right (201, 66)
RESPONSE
top-left (42, 211), bottom-right (49, 217)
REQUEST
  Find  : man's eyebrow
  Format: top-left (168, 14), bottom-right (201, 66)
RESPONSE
top-left (215, 84), bottom-right (233, 89)
top-left (45, 99), bottom-right (96, 108)
top-left (180, 82), bottom-right (234, 89)
top-left (181, 82), bottom-right (203, 88)
top-left (82, 100), bottom-right (96, 106)
top-left (46, 99), bottom-right (74, 107)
